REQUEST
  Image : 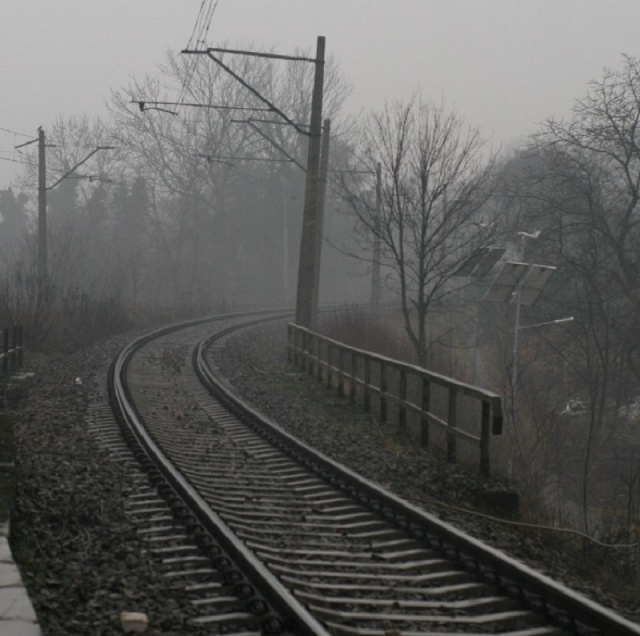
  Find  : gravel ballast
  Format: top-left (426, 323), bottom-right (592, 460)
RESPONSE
top-left (8, 332), bottom-right (195, 635)
top-left (7, 320), bottom-right (640, 633)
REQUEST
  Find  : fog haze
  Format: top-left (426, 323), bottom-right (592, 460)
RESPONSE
top-left (3, 1), bottom-right (640, 186)
top-left (4, 1), bottom-right (640, 567)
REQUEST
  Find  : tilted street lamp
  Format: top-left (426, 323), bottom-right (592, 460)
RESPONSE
top-left (519, 316), bottom-right (574, 331)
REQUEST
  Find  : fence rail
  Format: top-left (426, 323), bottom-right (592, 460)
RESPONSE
top-left (287, 323), bottom-right (503, 476)
top-left (1, 326), bottom-right (23, 379)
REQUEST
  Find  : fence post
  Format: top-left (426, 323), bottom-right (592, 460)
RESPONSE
top-left (285, 324), bottom-right (503, 476)
top-left (636, 541), bottom-right (640, 595)
top-left (421, 377), bottom-right (430, 448)
top-left (309, 334), bottom-right (320, 376)
top-left (306, 332), bottom-right (314, 376)
top-left (16, 326), bottom-right (23, 369)
top-left (480, 400), bottom-right (491, 476)
top-left (2, 329), bottom-right (8, 378)
top-left (380, 361), bottom-right (387, 423)
top-left (316, 337), bottom-right (324, 382)
top-left (447, 386), bottom-right (458, 464)
top-left (338, 347), bottom-right (345, 397)
top-left (302, 331), bottom-right (309, 374)
top-left (293, 327), bottom-right (299, 367)
top-left (398, 367), bottom-right (407, 432)
top-left (364, 357), bottom-right (371, 413)
top-left (350, 351), bottom-right (357, 402)
top-left (299, 328), bottom-right (305, 369)
top-left (10, 326), bottom-right (18, 375)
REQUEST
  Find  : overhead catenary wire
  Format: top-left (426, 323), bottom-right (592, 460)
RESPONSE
top-left (132, 100), bottom-right (273, 114)
top-left (247, 117), bottom-right (310, 129)
top-left (186, 0), bottom-right (218, 50)
top-left (183, 49), bottom-right (311, 136)
top-left (198, 0), bottom-right (218, 48)
top-left (195, 153), bottom-right (294, 166)
top-left (0, 126), bottom-right (32, 138)
top-left (178, 0), bottom-right (220, 109)
top-left (184, 0), bottom-right (208, 49)
top-left (0, 156), bottom-right (29, 165)
top-left (180, 3), bottom-right (209, 97)
top-left (236, 119), bottom-right (307, 172)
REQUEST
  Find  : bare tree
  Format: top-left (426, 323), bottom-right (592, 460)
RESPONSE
top-left (533, 55), bottom-right (640, 382)
top-left (13, 115), bottom-right (121, 297)
top-left (0, 188), bottom-right (28, 262)
top-left (337, 97), bottom-right (498, 366)
top-left (108, 46), bottom-right (353, 309)
top-left (498, 56), bottom-right (640, 534)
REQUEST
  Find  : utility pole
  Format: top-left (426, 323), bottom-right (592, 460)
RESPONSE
top-left (295, 36), bottom-right (325, 329)
top-left (16, 129), bottom-right (111, 301)
top-left (37, 127), bottom-right (47, 295)
top-left (371, 162), bottom-right (381, 311)
top-left (182, 38), bottom-right (326, 324)
top-left (310, 118), bottom-right (331, 323)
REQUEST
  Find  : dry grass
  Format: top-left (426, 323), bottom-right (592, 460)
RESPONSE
top-left (319, 306), bottom-right (415, 362)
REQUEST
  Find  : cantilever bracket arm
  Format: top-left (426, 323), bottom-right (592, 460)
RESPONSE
top-left (47, 146), bottom-right (114, 190)
top-left (244, 121), bottom-right (306, 172)
top-left (182, 48), bottom-right (310, 137)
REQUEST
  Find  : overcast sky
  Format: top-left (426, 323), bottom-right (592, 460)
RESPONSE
top-left (2, 1), bottom-right (640, 189)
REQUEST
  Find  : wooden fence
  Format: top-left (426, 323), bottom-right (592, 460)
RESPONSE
top-left (1, 326), bottom-right (23, 380)
top-left (287, 323), bottom-right (503, 476)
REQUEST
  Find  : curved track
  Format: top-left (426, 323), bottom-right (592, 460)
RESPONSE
top-left (108, 312), bottom-right (640, 636)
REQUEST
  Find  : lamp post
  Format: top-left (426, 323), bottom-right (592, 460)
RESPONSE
top-left (511, 230), bottom-right (540, 389)
top-left (519, 316), bottom-right (575, 331)
top-left (509, 263), bottom-right (557, 393)
top-left (484, 258), bottom-right (557, 431)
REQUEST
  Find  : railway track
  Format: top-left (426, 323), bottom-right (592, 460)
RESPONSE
top-left (107, 311), bottom-right (640, 635)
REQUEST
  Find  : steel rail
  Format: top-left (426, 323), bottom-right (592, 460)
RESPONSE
top-left (109, 309), bottom-right (329, 636)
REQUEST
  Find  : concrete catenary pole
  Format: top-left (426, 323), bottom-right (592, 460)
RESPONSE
top-left (295, 36), bottom-right (325, 329)
top-left (37, 127), bottom-right (47, 294)
top-left (310, 118), bottom-right (331, 322)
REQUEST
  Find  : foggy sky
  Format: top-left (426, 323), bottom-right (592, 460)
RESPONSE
top-left (2, 0), bottom-right (640, 188)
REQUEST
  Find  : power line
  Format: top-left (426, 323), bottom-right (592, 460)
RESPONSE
top-left (185, 1), bottom-right (207, 49)
top-left (179, 0), bottom-right (220, 109)
top-left (232, 119), bottom-right (306, 172)
top-left (185, 0), bottom-right (218, 50)
top-left (0, 156), bottom-right (29, 165)
top-left (195, 153), bottom-right (295, 167)
top-left (198, 0), bottom-right (219, 47)
top-left (0, 126), bottom-right (32, 138)
top-left (132, 100), bottom-right (272, 115)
